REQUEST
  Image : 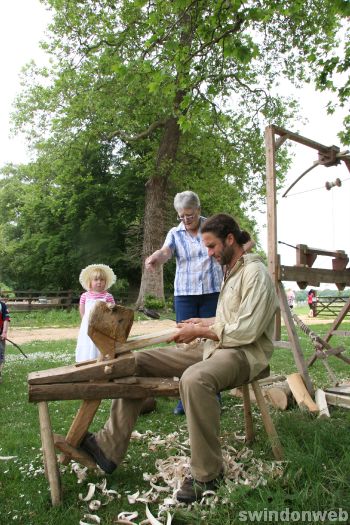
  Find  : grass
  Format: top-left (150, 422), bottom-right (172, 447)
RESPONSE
top-left (0, 314), bottom-right (350, 524)
top-left (9, 306), bottom-right (176, 328)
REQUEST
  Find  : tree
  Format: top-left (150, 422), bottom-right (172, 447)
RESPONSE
top-left (12, 0), bottom-right (345, 304)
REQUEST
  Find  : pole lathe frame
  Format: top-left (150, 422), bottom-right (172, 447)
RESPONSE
top-left (265, 125), bottom-right (350, 395)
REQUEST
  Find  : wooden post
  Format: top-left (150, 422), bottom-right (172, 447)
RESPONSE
top-left (242, 384), bottom-right (254, 444)
top-left (38, 402), bottom-right (62, 506)
top-left (278, 283), bottom-right (314, 395)
top-left (251, 381), bottom-right (283, 461)
top-left (265, 125), bottom-right (281, 340)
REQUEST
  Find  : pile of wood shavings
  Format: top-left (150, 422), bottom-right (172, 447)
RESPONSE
top-left (73, 429), bottom-right (284, 525)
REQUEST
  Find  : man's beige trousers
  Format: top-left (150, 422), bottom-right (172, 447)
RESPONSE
top-left (96, 343), bottom-right (250, 482)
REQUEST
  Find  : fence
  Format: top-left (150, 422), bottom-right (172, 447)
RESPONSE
top-left (0, 290), bottom-right (78, 312)
top-left (315, 296), bottom-right (350, 318)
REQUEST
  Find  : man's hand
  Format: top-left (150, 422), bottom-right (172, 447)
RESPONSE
top-left (168, 323), bottom-right (200, 344)
top-left (180, 317), bottom-right (215, 327)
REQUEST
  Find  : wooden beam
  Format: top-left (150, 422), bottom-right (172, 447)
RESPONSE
top-left (265, 125), bottom-right (281, 339)
top-left (279, 265), bottom-right (350, 286)
top-left (271, 125), bottom-right (338, 155)
top-left (29, 377), bottom-right (180, 402)
top-left (278, 283), bottom-right (314, 395)
top-left (28, 353), bottom-right (136, 385)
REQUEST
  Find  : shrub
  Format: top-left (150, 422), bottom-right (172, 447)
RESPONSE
top-left (144, 294), bottom-right (165, 310)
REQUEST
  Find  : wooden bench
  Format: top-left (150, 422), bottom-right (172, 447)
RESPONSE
top-left (1, 290), bottom-right (76, 312)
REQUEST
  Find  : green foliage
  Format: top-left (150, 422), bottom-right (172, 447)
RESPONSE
top-left (144, 294), bottom-right (166, 310)
top-left (1, 0), bottom-right (347, 295)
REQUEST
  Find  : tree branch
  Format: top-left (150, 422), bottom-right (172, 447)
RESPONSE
top-left (108, 118), bottom-right (167, 142)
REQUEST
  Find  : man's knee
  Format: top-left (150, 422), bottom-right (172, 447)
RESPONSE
top-left (180, 365), bottom-right (215, 393)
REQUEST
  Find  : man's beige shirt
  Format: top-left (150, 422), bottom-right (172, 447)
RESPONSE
top-left (203, 253), bottom-right (279, 380)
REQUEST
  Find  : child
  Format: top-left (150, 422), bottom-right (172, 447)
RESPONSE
top-left (0, 299), bottom-right (10, 383)
top-left (75, 264), bottom-right (116, 362)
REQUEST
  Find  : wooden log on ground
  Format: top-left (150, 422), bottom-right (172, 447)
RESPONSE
top-left (264, 383), bottom-right (293, 411)
top-left (230, 380), bottom-right (293, 411)
top-left (29, 377), bottom-right (180, 402)
top-left (286, 373), bottom-right (318, 414)
top-left (315, 389), bottom-right (330, 419)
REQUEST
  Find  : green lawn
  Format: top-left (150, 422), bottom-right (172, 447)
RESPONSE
top-left (0, 319), bottom-right (349, 524)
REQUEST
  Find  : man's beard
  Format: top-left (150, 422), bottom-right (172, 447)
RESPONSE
top-left (220, 242), bottom-right (235, 267)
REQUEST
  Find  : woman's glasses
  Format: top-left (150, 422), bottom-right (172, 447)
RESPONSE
top-left (177, 213), bottom-right (196, 222)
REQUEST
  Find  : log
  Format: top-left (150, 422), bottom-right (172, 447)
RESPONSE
top-left (29, 377), bottom-right (180, 402)
top-left (28, 353), bottom-right (136, 385)
top-left (315, 389), bottom-right (330, 419)
top-left (286, 373), bottom-right (318, 413)
top-left (231, 380), bottom-right (293, 411)
top-left (264, 383), bottom-right (293, 411)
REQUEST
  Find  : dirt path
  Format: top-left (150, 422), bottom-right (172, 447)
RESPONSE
top-left (8, 319), bottom-right (176, 344)
top-left (8, 315), bottom-right (332, 344)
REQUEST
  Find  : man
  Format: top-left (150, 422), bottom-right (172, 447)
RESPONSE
top-left (81, 213), bottom-right (278, 504)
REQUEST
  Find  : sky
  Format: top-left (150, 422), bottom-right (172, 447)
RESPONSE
top-left (1, 1), bottom-right (349, 289)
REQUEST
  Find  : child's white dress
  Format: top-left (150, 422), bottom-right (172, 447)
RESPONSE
top-left (75, 291), bottom-right (115, 362)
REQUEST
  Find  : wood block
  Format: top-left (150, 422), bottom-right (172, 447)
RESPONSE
top-left (88, 302), bottom-right (134, 357)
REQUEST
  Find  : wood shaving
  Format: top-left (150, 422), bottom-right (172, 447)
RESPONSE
top-left (79, 483), bottom-right (96, 501)
top-left (88, 500), bottom-right (101, 511)
top-left (83, 514), bottom-right (101, 524)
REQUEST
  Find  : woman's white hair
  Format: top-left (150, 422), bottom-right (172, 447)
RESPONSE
top-left (173, 191), bottom-right (200, 212)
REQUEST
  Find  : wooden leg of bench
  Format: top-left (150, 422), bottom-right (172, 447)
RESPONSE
top-left (251, 381), bottom-right (283, 461)
top-left (59, 399), bottom-right (101, 465)
top-left (242, 384), bottom-right (254, 444)
top-left (38, 402), bottom-right (62, 506)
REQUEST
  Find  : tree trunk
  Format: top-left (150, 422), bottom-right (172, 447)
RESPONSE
top-left (135, 115), bottom-right (181, 307)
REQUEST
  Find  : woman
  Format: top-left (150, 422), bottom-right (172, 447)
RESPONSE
top-left (145, 191), bottom-right (223, 414)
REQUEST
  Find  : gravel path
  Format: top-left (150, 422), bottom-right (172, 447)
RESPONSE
top-left (7, 315), bottom-right (332, 345)
top-left (8, 319), bottom-right (176, 344)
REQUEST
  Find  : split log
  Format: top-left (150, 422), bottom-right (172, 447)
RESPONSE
top-left (315, 389), bottom-right (330, 418)
top-left (286, 373), bottom-right (318, 414)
